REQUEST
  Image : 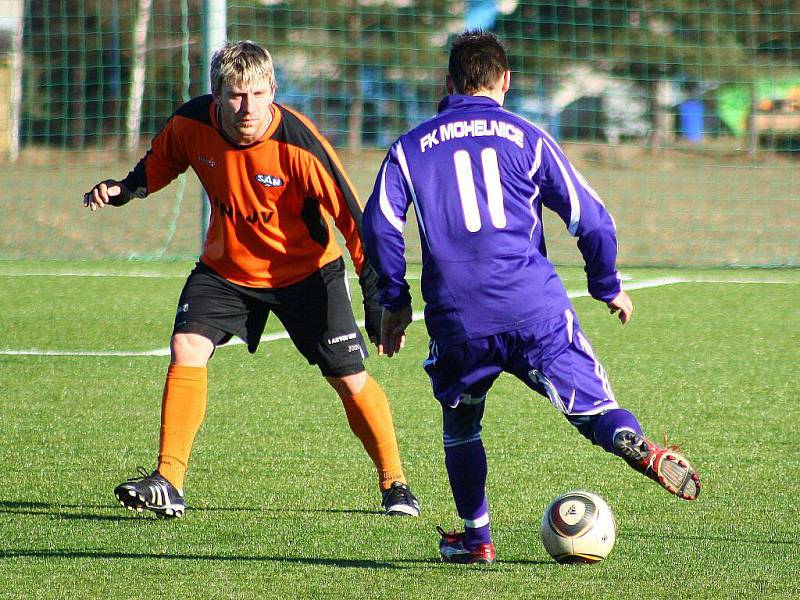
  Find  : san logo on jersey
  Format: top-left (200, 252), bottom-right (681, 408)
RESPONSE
top-left (256, 173), bottom-right (284, 188)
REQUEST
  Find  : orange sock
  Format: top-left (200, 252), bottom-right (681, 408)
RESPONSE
top-left (339, 375), bottom-right (406, 491)
top-left (157, 364), bottom-right (208, 491)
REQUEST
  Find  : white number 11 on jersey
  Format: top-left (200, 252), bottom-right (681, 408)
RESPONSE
top-left (453, 148), bottom-right (506, 232)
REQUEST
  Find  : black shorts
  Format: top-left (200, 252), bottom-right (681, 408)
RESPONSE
top-left (173, 258), bottom-right (368, 377)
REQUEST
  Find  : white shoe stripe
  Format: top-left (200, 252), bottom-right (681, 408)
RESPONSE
top-left (384, 503), bottom-right (420, 516)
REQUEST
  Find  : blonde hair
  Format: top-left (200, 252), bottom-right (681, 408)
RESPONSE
top-left (210, 40), bottom-right (276, 95)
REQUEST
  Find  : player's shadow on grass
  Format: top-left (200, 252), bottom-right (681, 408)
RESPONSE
top-left (0, 548), bottom-right (546, 568)
top-left (0, 501), bottom-right (131, 522)
top-left (0, 549), bottom-right (428, 569)
top-left (192, 506), bottom-right (377, 515)
top-left (0, 500), bottom-right (381, 521)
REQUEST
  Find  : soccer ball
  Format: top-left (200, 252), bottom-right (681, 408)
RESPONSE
top-left (540, 490), bottom-right (616, 564)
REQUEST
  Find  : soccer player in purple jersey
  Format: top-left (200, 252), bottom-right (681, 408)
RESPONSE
top-left (362, 30), bottom-right (701, 565)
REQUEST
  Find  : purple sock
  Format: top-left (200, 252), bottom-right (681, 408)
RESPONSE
top-left (592, 408), bottom-right (643, 454)
top-left (465, 522), bottom-right (492, 549)
top-left (444, 440), bottom-right (491, 548)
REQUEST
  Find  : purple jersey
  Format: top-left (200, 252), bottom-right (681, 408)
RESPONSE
top-left (363, 95), bottom-right (621, 343)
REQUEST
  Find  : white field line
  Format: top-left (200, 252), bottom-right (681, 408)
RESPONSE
top-left (2, 276), bottom-right (796, 358)
top-left (0, 329), bottom-right (291, 357)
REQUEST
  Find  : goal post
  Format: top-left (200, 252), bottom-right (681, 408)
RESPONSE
top-left (200, 0), bottom-right (226, 245)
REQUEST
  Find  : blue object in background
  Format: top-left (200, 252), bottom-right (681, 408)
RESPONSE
top-left (549, 112), bottom-right (561, 139)
top-left (465, 0), bottom-right (500, 30)
top-left (679, 99), bottom-right (704, 142)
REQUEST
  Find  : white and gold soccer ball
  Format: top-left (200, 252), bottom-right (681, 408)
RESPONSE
top-left (540, 490), bottom-right (616, 564)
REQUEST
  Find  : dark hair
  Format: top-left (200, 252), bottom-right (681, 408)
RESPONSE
top-left (448, 30), bottom-right (508, 95)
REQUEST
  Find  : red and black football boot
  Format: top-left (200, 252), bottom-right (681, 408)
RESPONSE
top-left (614, 430), bottom-right (701, 500)
top-left (437, 526), bottom-right (496, 565)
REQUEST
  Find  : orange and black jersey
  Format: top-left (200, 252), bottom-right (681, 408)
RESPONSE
top-left (122, 95), bottom-right (370, 288)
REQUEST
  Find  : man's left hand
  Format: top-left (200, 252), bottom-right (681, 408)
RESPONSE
top-left (607, 291), bottom-right (633, 325)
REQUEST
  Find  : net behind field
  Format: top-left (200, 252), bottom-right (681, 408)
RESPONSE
top-left (2, 145), bottom-right (795, 267)
top-left (1, 1), bottom-right (798, 267)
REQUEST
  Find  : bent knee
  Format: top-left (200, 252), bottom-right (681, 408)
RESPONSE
top-left (170, 333), bottom-right (214, 366)
top-left (442, 395), bottom-right (486, 447)
top-left (327, 370), bottom-right (367, 397)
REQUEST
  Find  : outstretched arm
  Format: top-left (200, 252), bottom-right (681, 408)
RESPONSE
top-left (83, 114), bottom-right (189, 213)
top-left (83, 180), bottom-right (132, 211)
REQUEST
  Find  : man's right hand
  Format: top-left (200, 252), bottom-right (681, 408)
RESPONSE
top-left (83, 179), bottom-right (131, 211)
top-left (379, 305), bottom-right (413, 357)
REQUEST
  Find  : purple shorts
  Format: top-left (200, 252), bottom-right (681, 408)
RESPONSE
top-left (423, 308), bottom-right (619, 416)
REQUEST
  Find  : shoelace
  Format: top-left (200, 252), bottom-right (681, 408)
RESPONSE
top-left (645, 433), bottom-right (684, 473)
top-left (662, 431), bottom-right (682, 452)
top-left (126, 466), bottom-right (151, 482)
top-left (383, 482), bottom-right (411, 502)
top-left (390, 483), bottom-right (412, 501)
top-left (436, 526), bottom-right (462, 540)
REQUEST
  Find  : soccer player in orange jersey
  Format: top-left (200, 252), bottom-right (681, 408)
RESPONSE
top-left (83, 40), bottom-right (419, 518)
